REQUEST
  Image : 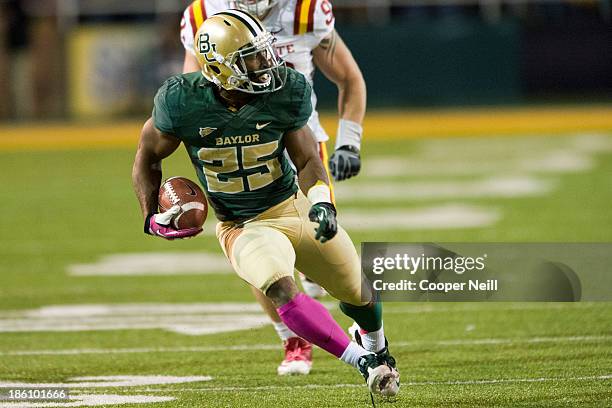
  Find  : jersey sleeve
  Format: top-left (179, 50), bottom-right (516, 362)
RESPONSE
top-left (312, 0), bottom-right (335, 42)
top-left (152, 80), bottom-right (177, 135)
top-left (286, 70), bottom-right (313, 132)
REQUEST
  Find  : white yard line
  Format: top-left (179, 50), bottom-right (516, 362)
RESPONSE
top-left (0, 376), bottom-right (212, 389)
top-left (364, 151), bottom-right (593, 177)
top-left (333, 177), bottom-right (555, 201)
top-left (125, 374), bottom-right (612, 393)
top-left (363, 134), bottom-right (611, 178)
top-left (0, 303), bottom-right (281, 336)
top-left (383, 302), bottom-right (604, 314)
top-left (414, 134), bottom-right (612, 159)
top-left (0, 395), bottom-right (175, 407)
top-left (67, 252), bottom-right (232, 276)
top-left (338, 205), bottom-right (500, 230)
top-left (2, 335), bottom-right (609, 356)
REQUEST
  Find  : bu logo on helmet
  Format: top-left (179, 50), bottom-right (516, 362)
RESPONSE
top-left (197, 32), bottom-right (217, 63)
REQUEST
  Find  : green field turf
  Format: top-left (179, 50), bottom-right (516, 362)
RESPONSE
top-left (0, 133), bottom-right (611, 407)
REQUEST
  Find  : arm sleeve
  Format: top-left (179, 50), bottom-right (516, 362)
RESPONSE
top-left (152, 83), bottom-right (176, 135)
top-left (312, 0), bottom-right (335, 43)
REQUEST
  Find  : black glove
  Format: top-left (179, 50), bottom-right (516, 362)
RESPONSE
top-left (308, 202), bottom-right (338, 243)
top-left (329, 145), bottom-right (361, 181)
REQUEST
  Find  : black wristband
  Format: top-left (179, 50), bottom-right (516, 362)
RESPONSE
top-left (317, 202), bottom-right (337, 216)
top-left (144, 213), bottom-right (154, 235)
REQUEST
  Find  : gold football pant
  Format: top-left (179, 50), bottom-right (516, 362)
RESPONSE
top-left (216, 191), bottom-right (368, 306)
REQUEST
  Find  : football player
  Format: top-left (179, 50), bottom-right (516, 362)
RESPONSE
top-left (132, 10), bottom-right (399, 397)
top-left (179, 0), bottom-right (366, 375)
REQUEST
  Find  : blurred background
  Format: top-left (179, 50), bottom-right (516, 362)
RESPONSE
top-left (1, 0), bottom-right (612, 121)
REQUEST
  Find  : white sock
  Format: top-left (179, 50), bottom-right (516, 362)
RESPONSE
top-left (340, 341), bottom-right (371, 368)
top-left (272, 321), bottom-right (297, 342)
top-left (361, 323), bottom-right (386, 353)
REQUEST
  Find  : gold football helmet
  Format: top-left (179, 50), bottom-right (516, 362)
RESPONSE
top-left (228, 0), bottom-right (277, 19)
top-left (194, 9), bottom-right (285, 94)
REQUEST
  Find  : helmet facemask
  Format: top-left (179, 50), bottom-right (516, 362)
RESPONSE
top-left (196, 10), bottom-right (285, 94)
top-left (225, 32), bottom-right (286, 94)
top-left (229, 0), bottom-right (277, 19)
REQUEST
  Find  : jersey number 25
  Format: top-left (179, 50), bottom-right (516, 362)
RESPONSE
top-left (197, 141), bottom-right (282, 193)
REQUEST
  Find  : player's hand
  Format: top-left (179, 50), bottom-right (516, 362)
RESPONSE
top-left (329, 145), bottom-right (361, 181)
top-left (308, 202), bottom-right (338, 243)
top-left (145, 205), bottom-right (202, 240)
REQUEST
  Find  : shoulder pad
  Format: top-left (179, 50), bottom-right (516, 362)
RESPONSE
top-left (293, 0), bottom-right (334, 38)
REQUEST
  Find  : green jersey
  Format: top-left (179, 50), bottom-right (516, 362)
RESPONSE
top-left (152, 67), bottom-right (312, 222)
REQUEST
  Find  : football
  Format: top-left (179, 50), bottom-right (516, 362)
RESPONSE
top-left (158, 176), bottom-right (208, 230)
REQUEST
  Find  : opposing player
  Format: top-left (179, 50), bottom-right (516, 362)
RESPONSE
top-left (179, 0), bottom-right (366, 375)
top-left (180, 0), bottom-right (365, 183)
top-left (132, 10), bottom-right (399, 397)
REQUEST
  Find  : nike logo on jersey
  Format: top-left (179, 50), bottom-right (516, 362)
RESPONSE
top-left (256, 122), bottom-right (272, 130)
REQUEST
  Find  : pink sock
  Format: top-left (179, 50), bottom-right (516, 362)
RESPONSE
top-left (277, 293), bottom-right (350, 358)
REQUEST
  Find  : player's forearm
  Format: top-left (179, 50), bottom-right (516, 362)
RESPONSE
top-left (132, 153), bottom-right (163, 218)
top-left (297, 155), bottom-right (330, 200)
top-left (337, 71), bottom-right (366, 124)
top-left (132, 119), bottom-right (181, 217)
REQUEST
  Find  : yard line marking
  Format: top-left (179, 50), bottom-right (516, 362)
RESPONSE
top-left (0, 315), bottom-right (271, 336)
top-left (0, 303), bottom-right (276, 336)
top-left (334, 177), bottom-right (555, 201)
top-left (0, 302), bottom-right (330, 336)
top-left (2, 335), bottom-right (609, 356)
top-left (416, 133), bottom-right (612, 157)
top-left (125, 374), bottom-right (612, 393)
top-left (67, 252), bottom-right (232, 276)
top-left (384, 301), bottom-right (605, 313)
top-left (362, 133), bottom-right (612, 179)
top-left (20, 303), bottom-right (278, 317)
top-left (0, 376), bottom-right (212, 389)
top-left (0, 395), bottom-right (175, 407)
top-left (0, 376), bottom-right (212, 407)
top-left (338, 205), bottom-right (500, 230)
top-left (411, 335), bottom-right (612, 346)
top-left (572, 133), bottom-right (612, 152)
top-left (365, 150), bottom-right (593, 177)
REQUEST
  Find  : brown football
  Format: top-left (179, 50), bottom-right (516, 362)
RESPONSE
top-left (158, 176), bottom-right (208, 230)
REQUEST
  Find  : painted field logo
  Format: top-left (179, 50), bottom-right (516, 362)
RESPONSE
top-left (0, 303), bottom-right (270, 335)
top-left (0, 376), bottom-right (211, 407)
